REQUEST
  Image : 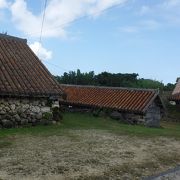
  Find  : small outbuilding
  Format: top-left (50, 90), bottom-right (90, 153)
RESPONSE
top-left (60, 84), bottom-right (165, 127)
top-left (0, 34), bottom-right (63, 128)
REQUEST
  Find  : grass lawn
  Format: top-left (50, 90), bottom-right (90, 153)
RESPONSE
top-left (0, 112), bottom-right (180, 180)
top-left (1, 112), bottom-right (180, 138)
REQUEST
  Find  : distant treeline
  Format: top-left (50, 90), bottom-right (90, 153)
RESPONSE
top-left (54, 69), bottom-right (175, 91)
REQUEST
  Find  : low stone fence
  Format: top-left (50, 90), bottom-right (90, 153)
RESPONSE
top-left (63, 105), bottom-right (145, 124)
top-left (63, 105), bottom-right (161, 127)
top-left (0, 97), bottom-right (52, 128)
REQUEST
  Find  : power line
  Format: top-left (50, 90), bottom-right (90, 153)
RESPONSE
top-left (43, 60), bottom-right (70, 72)
top-left (39, 0), bottom-right (47, 43)
top-left (37, 1), bottom-right (122, 69)
top-left (37, 0), bottom-right (47, 57)
top-left (30, 2), bottom-right (124, 37)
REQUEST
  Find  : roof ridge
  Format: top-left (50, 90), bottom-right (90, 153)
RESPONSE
top-left (0, 33), bottom-right (27, 43)
top-left (60, 84), bottom-right (159, 93)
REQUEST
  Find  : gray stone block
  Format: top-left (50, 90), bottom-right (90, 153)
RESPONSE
top-left (110, 111), bottom-right (123, 120)
top-left (2, 119), bottom-right (14, 128)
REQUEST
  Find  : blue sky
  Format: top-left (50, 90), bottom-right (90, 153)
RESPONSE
top-left (0, 0), bottom-right (180, 84)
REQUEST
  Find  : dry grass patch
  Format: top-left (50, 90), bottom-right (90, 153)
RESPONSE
top-left (0, 113), bottom-right (180, 179)
top-left (0, 129), bottom-right (180, 180)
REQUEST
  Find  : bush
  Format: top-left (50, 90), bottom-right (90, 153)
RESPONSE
top-left (52, 107), bottom-right (63, 121)
top-left (42, 112), bottom-right (53, 121)
top-left (93, 108), bottom-right (102, 117)
top-left (41, 112), bottom-right (53, 125)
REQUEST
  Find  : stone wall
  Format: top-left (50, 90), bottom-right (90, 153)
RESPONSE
top-left (62, 104), bottom-right (161, 127)
top-left (145, 102), bottom-right (161, 127)
top-left (110, 111), bottom-right (145, 125)
top-left (0, 97), bottom-right (52, 128)
top-left (110, 105), bottom-right (161, 127)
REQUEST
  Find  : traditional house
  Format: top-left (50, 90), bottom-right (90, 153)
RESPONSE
top-left (0, 34), bottom-right (63, 128)
top-left (60, 84), bottom-right (165, 127)
top-left (169, 78), bottom-right (180, 104)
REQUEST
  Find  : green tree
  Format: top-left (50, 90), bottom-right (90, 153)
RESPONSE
top-left (54, 69), bottom-right (172, 91)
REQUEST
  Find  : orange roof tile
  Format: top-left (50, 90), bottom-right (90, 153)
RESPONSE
top-left (0, 34), bottom-right (63, 97)
top-left (60, 84), bottom-right (160, 114)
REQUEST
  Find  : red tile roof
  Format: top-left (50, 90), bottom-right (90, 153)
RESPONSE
top-left (0, 34), bottom-right (63, 97)
top-left (60, 84), bottom-right (160, 114)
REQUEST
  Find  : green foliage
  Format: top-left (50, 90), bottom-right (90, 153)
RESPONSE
top-left (95, 72), bottom-right (139, 87)
top-left (54, 69), bottom-right (175, 90)
top-left (54, 69), bottom-right (139, 87)
top-left (52, 107), bottom-right (63, 121)
top-left (165, 104), bottom-right (180, 122)
top-left (137, 78), bottom-right (164, 90)
top-left (92, 109), bottom-right (101, 117)
top-left (55, 69), bottom-right (96, 85)
top-left (42, 112), bottom-right (53, 121)
top-left (163, 83), bottom-right (175, 91)
top-left (46, 99), bottom-right (53, 107)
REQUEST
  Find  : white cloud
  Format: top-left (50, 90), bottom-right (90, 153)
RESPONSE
top-left (119, 19), bottom-right (160, 33)
top-left (0, 0), bottom-right (7, 8)
top-left (0, 0), bottom-right (9, 22)
top-left (119, 26), bottom-right (138, 33)
top-left (10, 0), bottom-right (128, 38)
top-left (160, 0), bottom-right (180, 24)
top-left (140, 20), bottom-right (160, 30)
top-left (88, 0), bottom-right (126, 16)
top-left (29, 42), bottom-right (52, 60)
top-left (139, 0), bottom-right (180, 25)
top-left (139, 5), bottom-right (150, 15)
top-left (162, 0), bottom-right (180, 8)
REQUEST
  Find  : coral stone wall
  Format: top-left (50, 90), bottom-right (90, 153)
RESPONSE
top-left (0, 97), bottom-right (51, 128)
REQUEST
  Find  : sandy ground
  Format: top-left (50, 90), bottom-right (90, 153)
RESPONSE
top-left (0, 129), bottom-right (180, 180)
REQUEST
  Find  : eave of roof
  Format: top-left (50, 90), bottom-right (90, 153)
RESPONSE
top-left (169, 93), bottom-right (180, 101)
top-left (0, 91), bottom-right (62, 98)
top-left (60, 84), bottom-right (161, 114)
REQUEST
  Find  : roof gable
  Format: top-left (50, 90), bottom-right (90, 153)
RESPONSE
top-left (60, 84), bottom-right (161, 114)
top-left (169, 79), bottom-right (180, 101)
top-left (0, 34), bottom-right (63, 97)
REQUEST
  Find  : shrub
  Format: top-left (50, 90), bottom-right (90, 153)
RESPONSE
top-left (41, 112), bottom-right (53, 125)
top-left (92, 108), bottom-right (101, 117)
top-left (42, 112), bottom-right (53, 121)
top-left (52, 107), bottom-right (63, 121)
